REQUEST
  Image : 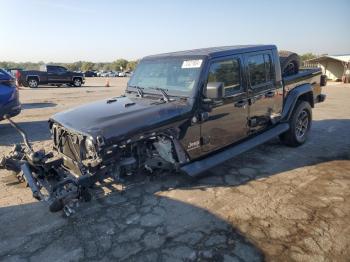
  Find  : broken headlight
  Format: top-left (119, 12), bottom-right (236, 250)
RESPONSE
top-left (85, 137), bottom-right (96, 158)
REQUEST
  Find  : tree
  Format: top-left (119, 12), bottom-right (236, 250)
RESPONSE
top-left (112, 59), bottom-right (128, 71)
top-left (81, 62), bottom-right (95, 72)
top-left (300, 53), bottom-right (317, 62)
top-left (126, 60), bottom-right (138, 71)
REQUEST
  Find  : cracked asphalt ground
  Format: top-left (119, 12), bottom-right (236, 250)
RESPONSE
top-left (0, 79), bottom-right (349, 262)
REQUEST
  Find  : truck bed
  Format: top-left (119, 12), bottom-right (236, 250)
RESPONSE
top-left (283, 68), bottom-right (323, 103)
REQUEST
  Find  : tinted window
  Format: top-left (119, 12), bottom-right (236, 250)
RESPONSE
top-left (264, 54), bottom-right (274, 81)
top-left (208, 59), bottom-right (241, 96)
top-left (57, 67), bottom-right (67, 73)
top-left (47, 66), bottom-right (58, 73)
top-left (247, 55), bottom-right (266, 86)
top-left (248, 54), bottom-right (274, 87)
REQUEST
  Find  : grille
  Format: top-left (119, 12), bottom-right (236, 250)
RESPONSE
top-left (53, 126), bottom-right (82, 162)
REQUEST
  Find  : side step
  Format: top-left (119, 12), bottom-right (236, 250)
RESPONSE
top-left (181, 123), bottom-right (290, 177)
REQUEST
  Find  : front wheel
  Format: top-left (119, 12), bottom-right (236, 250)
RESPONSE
top-left (73, 78), bottom-right (82, 87)
top-left (280, 101), bottom-right (312, 147)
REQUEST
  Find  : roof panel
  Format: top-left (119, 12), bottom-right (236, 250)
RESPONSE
top-left (144, 45), bottom-right (277, 59)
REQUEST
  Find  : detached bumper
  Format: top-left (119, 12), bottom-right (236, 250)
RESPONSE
top-left (315, 94), bottom-right (326, 103)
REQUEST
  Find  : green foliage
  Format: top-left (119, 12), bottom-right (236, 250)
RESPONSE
top-left (300, 53), bottom-right (317, 62)
top-left (81, 62), bottom-right (95, 72)
top-left (111, 59), bottom-right (128, 71)
top-left (0, 59), bottom-right (139, 72)
top-left (126, 60), bottom-right (139, 71)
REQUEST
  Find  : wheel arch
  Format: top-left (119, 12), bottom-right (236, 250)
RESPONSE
top-left (72, 76), bottom-right (82, 82)
top-left (281, 83), bottom-right (314, 121)
top-left (26, 75), bottom-right (40, 82)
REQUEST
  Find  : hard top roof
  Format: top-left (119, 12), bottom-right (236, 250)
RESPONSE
top-left (144, 45), bottom-right (276, 59)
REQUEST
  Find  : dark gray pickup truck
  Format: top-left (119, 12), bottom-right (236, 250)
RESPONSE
top-left (1, 45), bottom-right (326, 214)
top-left (17, 65), bottom-right (85, 88)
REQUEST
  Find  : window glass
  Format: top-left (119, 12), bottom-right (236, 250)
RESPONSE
top-left (248, 53), bottom-right (274, 87)
top-left (264, 54), bottom-right (273, 81)
top-left (208, 59), bottom-right (241, 96)
top-left (57, 67), bottom-right (66, 73)
top-left (128, 58), bottom-right (202, 93)
top-left (247, 55), bottom-right (266, 86)
top-left (47, 66), bottom-right (58, 73)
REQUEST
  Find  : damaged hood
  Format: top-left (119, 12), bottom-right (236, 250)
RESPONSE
top-left (50, 95), bottom-right (192, 143)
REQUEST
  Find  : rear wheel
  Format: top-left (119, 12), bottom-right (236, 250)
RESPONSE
top-left (28, 78), bottom-right (39, 88)
top-left (280, 101), bottom-right (312, 147)
top-left (73, 78), bottom-right (82, 87)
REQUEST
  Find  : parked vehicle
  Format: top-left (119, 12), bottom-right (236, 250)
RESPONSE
top-left (99, 71), bottom-right (110, 77)
top-left (5, 68), bottom-right (23, 78)
top-left (84, 71), bottom-right (97, 77)
top-left (17, 65), bottom-right (85, 88)
top-left (0, 69), bottom-right (21, 120)
top-left (108, 71), bottom-right (119, 77)
top-left (125, 71), bottom-right (133, 77)
top-left (1, 45), bottom-right (326, 214)
top-left (118, 71), bottom-right (126, 77)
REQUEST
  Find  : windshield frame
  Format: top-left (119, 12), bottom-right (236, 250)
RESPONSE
top-left (127, 55), bottom-right (207, 98)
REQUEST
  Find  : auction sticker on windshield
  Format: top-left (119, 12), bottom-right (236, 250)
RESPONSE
top-left (182, 60), bottom-right (203, 68)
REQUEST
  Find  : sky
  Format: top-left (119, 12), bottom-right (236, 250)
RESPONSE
top-left (0, 0), bottom-right (349, 63)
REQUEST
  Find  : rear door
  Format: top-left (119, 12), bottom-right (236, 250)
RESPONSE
top-left (47, 66), bottom-right (71, 83)
top-left (47, 66), bottom-right (59, 83)
top-left (244, 51), bottom-right (282, 133)
top-left (200, 56), bottom-right (249, 155)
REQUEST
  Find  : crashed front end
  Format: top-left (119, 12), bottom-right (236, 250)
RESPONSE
top-left (1, 115), bottom-right (187, 216)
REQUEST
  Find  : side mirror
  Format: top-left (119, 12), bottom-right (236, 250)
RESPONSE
top-left (205, 82), bottom-right (224, 100)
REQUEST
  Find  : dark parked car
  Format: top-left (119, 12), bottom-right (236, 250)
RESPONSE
top-left (84, 71), bottom-right (97, 77)
top-left (17, 65), bottom-right (85, 88)
top-left (1, 45), bottom-right (326, 214)
top-left (5, 68), bottom-right (23, 78)
top-left (0, 69), bottom-right (21, 120)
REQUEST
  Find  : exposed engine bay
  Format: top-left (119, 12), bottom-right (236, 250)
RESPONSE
top-left (0, 117), bottom-right (186, 216)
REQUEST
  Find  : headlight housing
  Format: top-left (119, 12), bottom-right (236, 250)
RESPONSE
top-left (85, 137), bottom-right (96, 158)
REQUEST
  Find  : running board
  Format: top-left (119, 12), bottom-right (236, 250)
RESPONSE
top-left (181, 123), bottom-right (290, 177)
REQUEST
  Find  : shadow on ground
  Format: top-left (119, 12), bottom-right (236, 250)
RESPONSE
top-left (22, 102), bottom-right (57, 110)
top-left (0, 120), bottom-right (50, 146)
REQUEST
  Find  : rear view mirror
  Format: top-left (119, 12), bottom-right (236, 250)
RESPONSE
top-left (205, 82), bottom-right (224, 100)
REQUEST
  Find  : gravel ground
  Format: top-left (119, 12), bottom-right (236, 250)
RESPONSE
top-left (0, 79), bottom-right (349, 261)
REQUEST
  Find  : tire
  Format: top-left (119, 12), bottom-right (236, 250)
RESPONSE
top-left (27, 78), bottom-right (39, 88)
top-left (280, 101), bottom-right (312, 147)
top-left (73, 78), bottom-right (82, 87)
top-left (279, 50), bottom-right (300, 77)
top-left (49, 199), bottom-right (63, 212)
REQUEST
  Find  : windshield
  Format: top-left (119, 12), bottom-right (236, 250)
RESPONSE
top-left (128, 57), bottom-right (203, 95)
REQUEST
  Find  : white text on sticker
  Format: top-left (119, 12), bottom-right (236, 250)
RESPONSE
top-left (182, 60), bottom-right (202, 68)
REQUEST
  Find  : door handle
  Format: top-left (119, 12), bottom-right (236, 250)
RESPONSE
top-left (265, 91), bottom-right (275, 98)
top-left (234, 100), bottom-right (247, 108)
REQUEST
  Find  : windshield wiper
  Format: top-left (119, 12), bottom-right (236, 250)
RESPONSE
top-left (128, 85), bottom-right (144, 98)
top-left (148, 87), bottom-right (171, 102)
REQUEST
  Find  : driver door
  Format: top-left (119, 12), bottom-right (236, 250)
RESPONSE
top-left (200, 56), bottom-right (249, 155)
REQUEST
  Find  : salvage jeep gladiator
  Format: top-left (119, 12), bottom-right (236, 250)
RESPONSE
top-left (1, 45), bottom-right (326, 215)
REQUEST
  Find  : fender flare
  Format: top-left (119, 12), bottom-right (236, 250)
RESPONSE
top-left (26, 75), bottom-right (40, 82)
top-left (281, 83), bottom-right (313, 121)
